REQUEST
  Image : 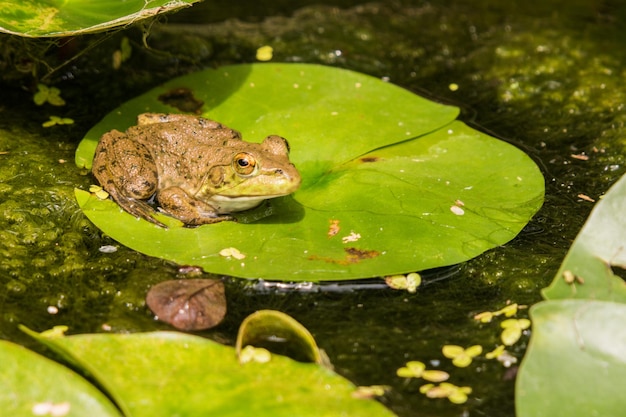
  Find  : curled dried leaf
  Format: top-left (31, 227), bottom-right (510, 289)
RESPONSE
top-left (236, 310), bottom-right (322, 364)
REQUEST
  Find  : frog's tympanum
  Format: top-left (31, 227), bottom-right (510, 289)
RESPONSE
top-left (92, 113), bottom-right (301, 226)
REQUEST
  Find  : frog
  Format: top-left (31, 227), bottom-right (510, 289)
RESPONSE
top-left (91, 113), bottom-right (301, 227)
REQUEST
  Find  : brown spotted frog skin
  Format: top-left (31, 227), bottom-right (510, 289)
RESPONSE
top-left (92, 113), bottom-right (301, 226)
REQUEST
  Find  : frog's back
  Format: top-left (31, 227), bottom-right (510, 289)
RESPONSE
top-left (131, 120), bottom-right (242, 155)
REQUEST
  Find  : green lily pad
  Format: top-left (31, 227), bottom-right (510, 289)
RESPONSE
top-left (542, 172), bottom-right (626, 302)
top-left (21, 326), bottom-right (395, 417)
top-left (75, 63), bottom-right (544, 281)
top-left (0, 339), bottom-right (122, 417)
top-left (516, 300), bottom-right (626, 417)
top-left (517, 170), bottom-right (626, 416)
top-left (0, 0), bottom-right (199, 37)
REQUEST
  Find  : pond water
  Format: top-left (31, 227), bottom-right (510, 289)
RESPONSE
top-left (1, 0), bottom-right (626, 415)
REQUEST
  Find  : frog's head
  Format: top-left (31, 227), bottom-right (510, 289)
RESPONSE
top-left (197, 135), bottom-right (301, 213)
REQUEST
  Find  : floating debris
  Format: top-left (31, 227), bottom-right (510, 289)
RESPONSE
top-left (98, 245), bottom-right (117, 253)
top-left (239, 345), bottom-right (272, 364)
top-left (219, 247), bottom-right (246, 260)
top-left (385, 272), bottom-right (421, 293)
top-left (256, 45), bottom-right (274, 61)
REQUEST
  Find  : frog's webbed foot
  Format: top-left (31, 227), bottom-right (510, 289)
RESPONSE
top-left (107, 188), bottom-right (168, 228)
top-left (157, 187), bottom-right (234, 226)
top-left (176, 213), bottom-right (235, 227)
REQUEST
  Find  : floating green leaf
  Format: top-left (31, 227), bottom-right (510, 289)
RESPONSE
top-left (0, 340), bottom-right (122, 417)
top-left (0, 0), bottom-right (199, 37)
top-left (420, 382), bottom-right (473, 405)
top-left (442, 344), bottom-right (482, 368)
top-left (33, 84), bottom-right (65, 106)
top-left (75, 63), bottom-right (544, 281)
top-left (20, 326), bottom-right (395, 417)
top-left (385, 272), bottom-right (422, 293)
top-left (396, 360), bottom-right (449, 382)
top-left (517, 300), bottom-right (626, 417)
top-left (518, 172), bottom-right (626, 416)
top-left (542, 172), bottom-right (626, 302)
top-left (500, 318), bottom-right (531, 346)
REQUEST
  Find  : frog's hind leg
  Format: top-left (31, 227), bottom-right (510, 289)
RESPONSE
top-left (93, 130), bottom-right (165, 227)
top-left (107, 187), bottom-right (168, 228)
top-left (157, 186), bottom-right (234, 226)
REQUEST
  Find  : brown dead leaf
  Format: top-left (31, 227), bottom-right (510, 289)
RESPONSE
top-left (146, 279), bottom-right (226, 331)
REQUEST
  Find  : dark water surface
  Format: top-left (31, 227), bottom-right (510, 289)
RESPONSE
top-left (2, 1), bottom-right (626, 415)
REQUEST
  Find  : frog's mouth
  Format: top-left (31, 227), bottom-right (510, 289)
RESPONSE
top-left (208, 194), bottom-right (288, 213)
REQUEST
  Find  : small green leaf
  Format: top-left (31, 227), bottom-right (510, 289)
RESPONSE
top-left (442, 345), bottom-right (464, 358)
top-left (47, 88), bottom-right (66, 106)
top-left (473, 311), bottom-right (494, 323)
top-left (396, 361), bottom-right (426, 378)
top-left (43, 116), bottom-right (74, 127)
top-left (447, 385), bottom-right (472, 404)
top-left (500, 318), bottom-right (531, 346)
top-left (485, 345), bottom-right (505, 360)
top-left (442, 344), bottom-right (482, 368)
top-left (33, 84), bottom-right (48, 105)
top-left (385, 272), bottom-right (421, 293)
top-left (33, 84), bottom-right (66, 106)
top-left (256, 45), bottom-right (274, 61)
top-left (421, 370), bottom-right (450, 383)
top-left (517, 300), bottom-right (626, 417)
top-left (352, 385), bottom-right (390, 399)
top-left (420, 382), bottom-right (472, 404)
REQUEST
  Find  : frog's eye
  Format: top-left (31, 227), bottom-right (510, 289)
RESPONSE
top-left (232, 152), bottom-right (258, 176)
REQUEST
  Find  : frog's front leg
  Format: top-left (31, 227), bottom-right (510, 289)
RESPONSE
top-left (157, 187), bottom-right (234, 226)
top-left (92, 130), bottom-right (164, 226)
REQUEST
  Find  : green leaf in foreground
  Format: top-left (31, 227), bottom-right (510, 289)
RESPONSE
top-left (0, 0), bottom-right (199, 38)
top-left (75, 63), bottom-right (544, 281)
top-left (21, 328), bottom-right (395, 417)
top-left (517, 172), bottom-right (626, 416)
top-left (0, 340), bottom-right (122, 417)
top-left (542, 172), bottom-right (626, 302)
top-left (517, 300), bottom-right (626, 417)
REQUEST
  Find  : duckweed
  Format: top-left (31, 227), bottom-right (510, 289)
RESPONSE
top-left (442, 344), bottom-right (483, 368)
